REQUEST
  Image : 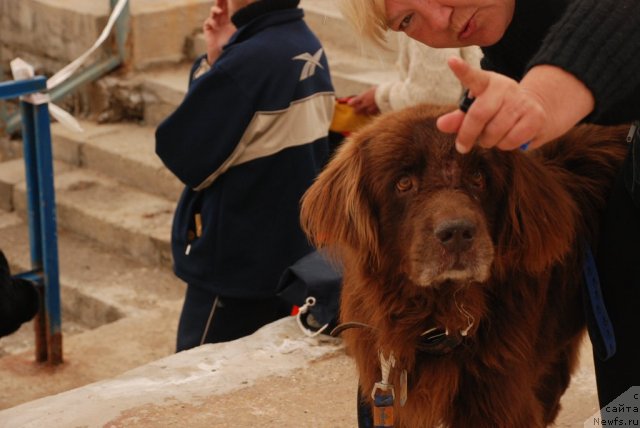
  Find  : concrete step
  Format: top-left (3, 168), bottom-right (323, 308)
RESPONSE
top-left (0, 209), bottom-right (182, 330)
top-left (1, 0), bottom-right (397, 128)
top-left (50, 120), bottom-right (183, 201)
top-left (309, 4), bottom-right (399, 97)
top-left (0, 215), bottom-right (124, 332)
top-left (325, 45), bottom-right (398, 97)
top-left (0, 316), bottom-right (86, 359)
top-left (0, 0), bottom-right (211, 72)
top-left (0, 211), bottom-right (606, 427)
top-left (0, 0), bottom-right (111, 74)
top-left (3, 163), bottom-right (175, 266)
top-left (139, 54), bottom-right (397, 128)
top-left (137, 64), bottom-right (191, 128)
top-left (1, 125), bottom-right (179, 267)
top-left (0, 209), bottom-right (184, 409)
top-left (0, 317), bottom-right (355, 426)
top-left (1, 0), bottom-right (391, 73)
top-left (0, 158), bottom-right (75, 212)
top-left (142, 48), bottom-right (398, 128)
top-left (0, 304), bottom-right (183, 411)
top-left (182, 0), bottom-right (399, 109)
top-left (129, 0), bottom-right (211, 69)
top-left (0, 314), bottom-right (602, 427)
top-left (185, 0), bottom-right (397, 64)
top-left (300, 0), bottom-right (398, 63)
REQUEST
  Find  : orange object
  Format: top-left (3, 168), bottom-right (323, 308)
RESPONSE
top-left (330, 97), bottom-right (374, 135)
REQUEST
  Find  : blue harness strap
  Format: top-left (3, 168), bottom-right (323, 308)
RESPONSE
top-left (583, 243), bottom-right (617, 360)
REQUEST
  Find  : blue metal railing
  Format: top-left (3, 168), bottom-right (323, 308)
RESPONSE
top-left (0, 76), bottom-right (62, 364)
top-left (0, 0), bottom-right (130, 365)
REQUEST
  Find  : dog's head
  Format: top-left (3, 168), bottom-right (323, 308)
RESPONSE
top-left (301, 104), bottom-right (578, 287)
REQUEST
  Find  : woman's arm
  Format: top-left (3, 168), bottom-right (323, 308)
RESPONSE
top-left (438, 0), bottom-right (640, 153)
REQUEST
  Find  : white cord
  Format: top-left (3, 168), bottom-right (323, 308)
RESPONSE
top-left (372, 350), bottom-right (396, 399)
top-left (379, 350), bottom-right (395, 385)
top-left (200, 295), bottom-right (219, 345)
top-left (454, 290), bottom-right (475, 337)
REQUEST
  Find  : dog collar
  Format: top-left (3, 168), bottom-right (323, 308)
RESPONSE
top-left (417, 327), bottom-right (464, 356)
top-left (331, 322), bottom-right (466, 356)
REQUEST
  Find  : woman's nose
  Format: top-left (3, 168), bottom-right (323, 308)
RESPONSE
top-left (422, 1), bottom-right (452, 32)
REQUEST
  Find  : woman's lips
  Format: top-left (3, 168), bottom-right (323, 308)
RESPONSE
top-left (458, 15), bottom-right (476, 40)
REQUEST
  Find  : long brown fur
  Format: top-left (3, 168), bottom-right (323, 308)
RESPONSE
top-left (300, 104), bottom-right (629, 427)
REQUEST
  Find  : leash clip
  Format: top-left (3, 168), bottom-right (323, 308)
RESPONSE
top-left (295, 296), bottom-right (329, 338)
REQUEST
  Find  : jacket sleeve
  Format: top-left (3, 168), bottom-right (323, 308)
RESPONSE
top-left (526, 0), bottom-right (640, 120)
top-left (155, 64), bottom-right (255, 190)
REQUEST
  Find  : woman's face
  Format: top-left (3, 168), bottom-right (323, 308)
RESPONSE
top-left (384, 0), bottom-right (515, 47)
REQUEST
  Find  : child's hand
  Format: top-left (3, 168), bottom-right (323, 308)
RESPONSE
top-left (203, 3), bottom-right (236, 64)
top-left (347, 87), bottom-right (380, 116)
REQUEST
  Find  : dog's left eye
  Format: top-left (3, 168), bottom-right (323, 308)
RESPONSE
top-left (470, 170), bottom-right (485, 190)
top-left (396, 176), bottom-right (414, 192)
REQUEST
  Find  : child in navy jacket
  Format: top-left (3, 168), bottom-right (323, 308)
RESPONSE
top-left (155, 0), bottom-right (334, 351)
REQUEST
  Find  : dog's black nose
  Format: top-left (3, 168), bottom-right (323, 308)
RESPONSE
top-left (435, 220), bottom-right (476, 253)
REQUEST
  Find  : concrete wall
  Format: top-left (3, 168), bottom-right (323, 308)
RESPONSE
top-left (130, 0), bottom-right (211, 69)
top-left (0, 0), bottom-right (109, 75)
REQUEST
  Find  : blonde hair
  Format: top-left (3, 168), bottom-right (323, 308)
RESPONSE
top-left (338, 0), bottom-right (390, 45)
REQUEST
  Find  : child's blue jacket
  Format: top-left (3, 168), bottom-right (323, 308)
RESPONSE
top-left (156, 2), bottom-right (334, 298)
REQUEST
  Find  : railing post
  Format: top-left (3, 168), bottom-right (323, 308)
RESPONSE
top-left (32, 102), bottom-right (62, 364)
top-left (111, 0), bottom-right (131, 64)
top-left (1, 76), bottom-right (63, 365)
top-left (19, 100), bottom-right (48, 362)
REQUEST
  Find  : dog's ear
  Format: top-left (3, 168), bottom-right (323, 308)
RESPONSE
top-left (494, 152), bottom-right (578, 277)
top-left (300, 136), bottom-right (380, 265)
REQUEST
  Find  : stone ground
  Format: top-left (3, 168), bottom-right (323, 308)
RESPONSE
top-left (0, 315), bottom-right (602, 427)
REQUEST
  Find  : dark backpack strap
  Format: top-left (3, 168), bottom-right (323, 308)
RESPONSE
top-left (583, 243), bottom-right (617, 360)
top-left (623, 121), bottom-right (640, 208)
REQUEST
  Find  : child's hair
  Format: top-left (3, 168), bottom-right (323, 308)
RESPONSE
top-left (338, 0), bottom-right (390, 45)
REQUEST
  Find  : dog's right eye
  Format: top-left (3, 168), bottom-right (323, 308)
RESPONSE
top-left (395, 176), bottom-right (414, 193)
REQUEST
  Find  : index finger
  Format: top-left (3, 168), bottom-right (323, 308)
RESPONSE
top-left (447, 57), bottom-right (497, 153)
top-left (447, 56), bottom-right (489, 99)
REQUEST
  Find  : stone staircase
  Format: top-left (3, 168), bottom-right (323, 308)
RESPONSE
top-left (0, 0), bottom-right (398, 410)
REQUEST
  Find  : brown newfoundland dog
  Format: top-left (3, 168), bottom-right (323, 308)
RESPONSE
top-left (300, 105), bottom-right (629, 427)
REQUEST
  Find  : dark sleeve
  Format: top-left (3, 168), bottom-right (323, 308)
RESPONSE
top-left (526, 0), bottom-right (640, 120)
top-left (155, 65), bottom-right (255, 190)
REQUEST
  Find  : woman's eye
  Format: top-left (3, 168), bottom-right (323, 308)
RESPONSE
top-left (396, 175), bottom-right (414, 192)
top-left (399, 14), bottom-right (413, 31)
